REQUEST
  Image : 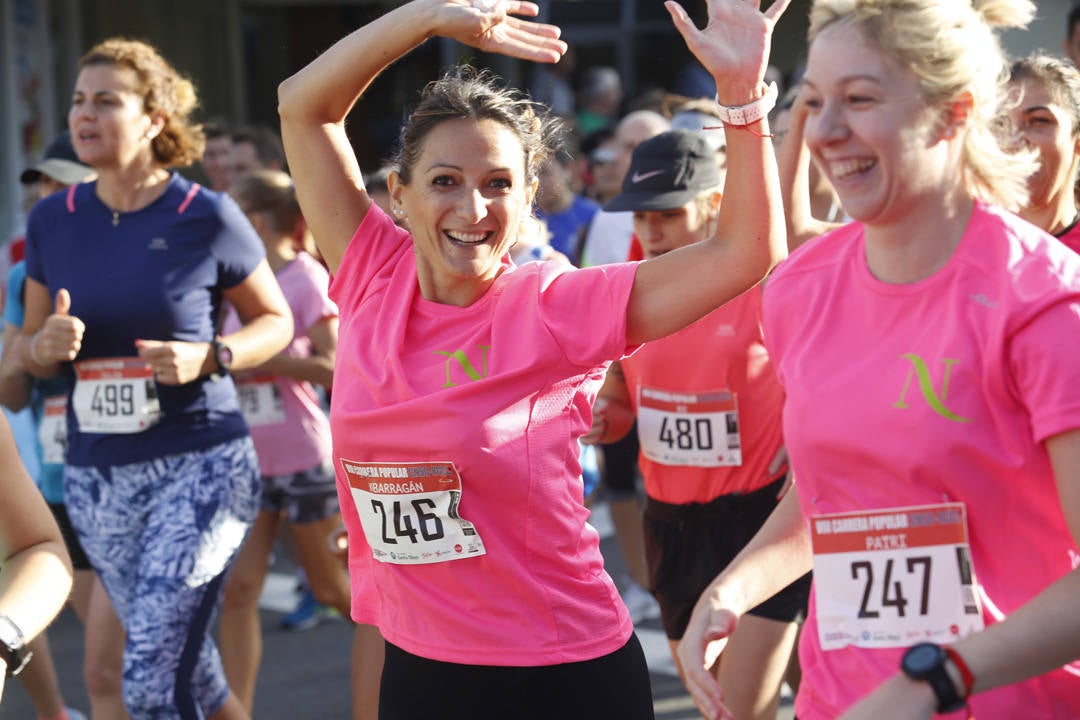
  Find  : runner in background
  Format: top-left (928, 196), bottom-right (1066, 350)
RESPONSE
top-left (1006, 53), bottom-right (1080, 251)
top-left (677, 1), bottom-right (1080, 718)
top-left (21, 38), bottom-right (292, 720)
top-left (584, 129), bottom-right (807, 720)
top-left (217, 169), bottom-right (351, 714)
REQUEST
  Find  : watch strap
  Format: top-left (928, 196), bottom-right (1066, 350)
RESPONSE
top-left (210, 339), bottom-right (232, 381)
top-left (714, 81), bottom-right (779, 127)
top-left (0, 615), bottom-right (31, 676)
top-left (944, 646), bottom-right (974, 700)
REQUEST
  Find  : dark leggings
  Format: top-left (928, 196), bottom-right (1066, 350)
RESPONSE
top-left (379, 633), bottom-right (655, 720)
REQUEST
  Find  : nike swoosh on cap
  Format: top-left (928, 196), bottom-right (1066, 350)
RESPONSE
top-left (631, 169), bottom-right (666, 183)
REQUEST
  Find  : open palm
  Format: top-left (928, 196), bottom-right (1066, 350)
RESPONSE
top-left (667, 0), bottom-right (791, 103)
top-left (438, 0), bottom-right (567, 63)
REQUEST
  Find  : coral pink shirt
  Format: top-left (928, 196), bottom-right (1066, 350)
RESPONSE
top-left (621, 285), bottom-right (785, 504)
top-left (329, 205), bottom-right (638, 665)
top-left (764, 204), bottom-right (1080, 719)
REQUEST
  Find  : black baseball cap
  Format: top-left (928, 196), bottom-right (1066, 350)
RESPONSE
top-left (20, 131), bottom-right (93, 186)
top-left (605, 129), bottom-right (721, 212)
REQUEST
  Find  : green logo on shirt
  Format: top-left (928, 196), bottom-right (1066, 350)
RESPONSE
top-left (435, 346), bottom-right (491, 388)
top-left (893, 354), bottom-right (970, 423)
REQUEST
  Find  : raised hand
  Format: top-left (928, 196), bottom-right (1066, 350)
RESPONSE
top-left (434, 0), bottom-right (567, 63)
top-left (33, 289), bottom-right (85, 365)
top-left (665, 0), bottom-right (791, 104)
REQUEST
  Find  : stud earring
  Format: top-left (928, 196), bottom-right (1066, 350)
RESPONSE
top-left (393, 207), bottom-right (404, 217)
top-left (944, 127), bottom-right (956, 139)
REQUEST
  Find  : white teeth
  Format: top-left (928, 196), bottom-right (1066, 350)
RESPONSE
top-left (446, 230), bottom-right (488, 244)
top-left (831, 158), bottom-right (875, 179)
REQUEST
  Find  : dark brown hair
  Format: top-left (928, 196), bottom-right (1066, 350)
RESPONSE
top-left (392, 66), bottom-right (561, 186)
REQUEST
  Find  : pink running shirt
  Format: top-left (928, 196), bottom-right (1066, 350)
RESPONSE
top-left (764, 203), bottom-right (1080, 719)
top-left (620, 284), bottom-right (785, 504)
top-left (223, 252), bottom-right (336, 476)
top-left (1055, 217), bottom-right (1080, 255)
top-left (329, 205), bottom-right (638, 666)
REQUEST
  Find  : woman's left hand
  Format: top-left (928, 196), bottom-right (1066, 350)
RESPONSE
top-left (839, 674), bottom-right (937, 720)
top-left (435, 0), bottom-right (567, 63)
top-left (136, 339), bottom-right (214, 386)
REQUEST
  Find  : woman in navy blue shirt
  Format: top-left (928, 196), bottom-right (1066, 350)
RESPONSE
top-left (21, 38), bottom-right (292, 720)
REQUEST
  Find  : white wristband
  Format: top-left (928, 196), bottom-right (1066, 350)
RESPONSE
top-left (715, 81), bottom-right (779, 127)
top-left (29, 333), bottom-right (48, 366)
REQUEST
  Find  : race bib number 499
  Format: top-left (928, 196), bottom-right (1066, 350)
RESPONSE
top-left (72, 358), bottom-right (161, 434)
top-left (811, 503), bottom-right (984, 650)
top-left (340, 460), bottom-right (486, 565)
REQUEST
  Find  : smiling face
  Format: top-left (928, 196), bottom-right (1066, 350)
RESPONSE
top-left (390, 117), bottom-right (537, 306)
top-left (1008, 77), bottom-right (1080, 214)
top-left (801, 22), bottom-right (958, 228)
top-left (633, 196), bottom-right (716, 259)
top-left (69, 64), bottom-right (162, 171)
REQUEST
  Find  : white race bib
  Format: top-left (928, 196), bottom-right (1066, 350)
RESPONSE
top-left (38, 396), bottom-right (68, 465)
top-left (340, 460), bottom-right (486, 565)
top-left (810, 503), bottom-right (984, 650)
top-left (72, 358), bottom-right (161, 434)
top-left (637, 386), bottom-right (741, 466)
top-left (236, 373), bottom-right (286, 427)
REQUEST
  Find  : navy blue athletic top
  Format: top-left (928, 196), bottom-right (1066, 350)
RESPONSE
top-left (25, 173), bottom-right (265, 467)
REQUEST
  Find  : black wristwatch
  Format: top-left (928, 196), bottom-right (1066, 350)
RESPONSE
top-left (210, 338), bottom-right (234, 381)
top-left (900, 642), bottom-right (965, 713)
top-left (0, 615), bottom-right (32, 677)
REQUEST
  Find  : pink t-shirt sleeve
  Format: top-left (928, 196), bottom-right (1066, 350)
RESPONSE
top-left (531, 261), bottom-right (641, 367)
top-left (1010, 297), bottom-right (1080, 442)
top-left (328, 203), bottom-right (411, 313)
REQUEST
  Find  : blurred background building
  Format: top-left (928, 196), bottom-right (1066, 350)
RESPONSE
top-left (0, 0), bottom-right (1068, 243)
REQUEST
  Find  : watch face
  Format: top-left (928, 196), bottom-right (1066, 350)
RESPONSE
top-left (216, 343), bottom-right (233, 370)
top-left (905, 643), bottom-right (941, 674)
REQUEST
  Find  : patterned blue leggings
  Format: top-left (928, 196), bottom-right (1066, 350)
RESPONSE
top-left (65, 437), bottom-right (261, 719)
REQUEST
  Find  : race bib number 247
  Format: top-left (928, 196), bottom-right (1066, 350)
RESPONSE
top-left (811, 503), bottom-right (984, 650)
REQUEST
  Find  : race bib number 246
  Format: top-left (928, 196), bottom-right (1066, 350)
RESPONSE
top-left (340, 460), bottom-right (486, 565)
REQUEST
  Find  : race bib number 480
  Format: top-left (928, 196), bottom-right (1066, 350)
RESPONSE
top-left (72, 358), bottom-right (161, 434)
top-left (811, 503), bottom-right (984, 650)
top-left (637, 386), bottom-right (741, 467)
top-left (340, 460), bottom-right (486, 565)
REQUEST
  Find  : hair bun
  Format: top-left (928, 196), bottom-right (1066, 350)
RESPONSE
top-left (972, 0), bottom-right (1034, 30)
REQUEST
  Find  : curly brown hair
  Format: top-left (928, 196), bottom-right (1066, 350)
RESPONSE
top-left (79, 38), bottom-right (205, 168)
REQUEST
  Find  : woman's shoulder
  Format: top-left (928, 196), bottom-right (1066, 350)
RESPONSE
top-left (967, 203), bottom-right (1080, 291)
top-left (167, 173), bottom-right (230, 217)
top-left (768, 222), bottom-right (860, 290)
